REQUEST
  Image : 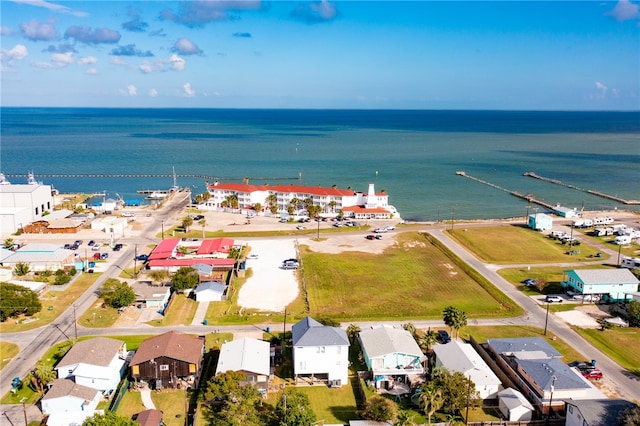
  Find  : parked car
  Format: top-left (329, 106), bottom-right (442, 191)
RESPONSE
top-left (135, 254), bottom-right (149, 261)
top-left (92, 244), bottom-right (101, 251)
top-left (93, 253), bottom-right (101, 260)
top-left (385, 225), bottom-right (395, 230)
top-left (64, 244), bottom-right (71, 249)
top-left (279, 218), bottom-right (288, 223)
top-left (283, 258), bottom-right (299, 265)
top-left (281, 263), bottom-right (298, 270)
top-left (437, 330), bottom-right (451, 344)
top-left (88, 240), bottom-right (95, 247)
top-left (545, 295), bottom-right (563, 303)
top-left (113, 243), bottom-right (123, 251)
top-left (296, 225), bottom-right (305, 230)
top-left (100, 253), bottom-right (109, 260)
top-left (522, 278), bottom-right (537, 286)
top-left (365, 235), bottom-right (376, 240)
top-left (373, 227), bottom-right (387, 233)
top-left (581, 369), bottom-right (603, 380)
top-left (193, 215), bottom-right (204, 221)
top-left (375, 235), bottom-right (383, 240)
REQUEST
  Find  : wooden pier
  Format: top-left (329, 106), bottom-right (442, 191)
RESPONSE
top-left (4, 173), bottom-right (301, 182)
top-left (456, 171), bottom-right (557, 210)
top-left (524, 172), bottom-right (639, 205)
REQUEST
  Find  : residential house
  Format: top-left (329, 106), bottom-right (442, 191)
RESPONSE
top-left (565, 399), bottom-right (637, 426)
top-left (135, 409), bottom-right (164, 426)
top-left (561, 269), bottom-right (639, 303)
top-left (497, 387), bottom-right (534, 421)
top-left (432, 340), bottom-right (502, 399)
top-left (194, 281), bottom-right (227, 302)
top-left (41, 378), bottom-right (101, 423)
top-left (292, 316), bottom-right (350, 387)
top-left (55, 337), bottom-right (127, 392)
top-left (486, 338), bottom-right (604, 415)
top-left (130, 331), bottom-right (204, 389)
top-left (216, 337), bottom-right (271, 392)
top-left (358, 324), bottom-right (425, 390)
top-left (131, 281), bottom-right (171, 310)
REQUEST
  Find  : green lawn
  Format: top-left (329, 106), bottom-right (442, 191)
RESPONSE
top-left (1, 341), bottom-right (19, 370)
top-left (78, 303), bottom-right (120, 328)
top-left (0, 272), bottom-right (101, 333)
top-left (303, 232), bottom-right (519, 321)
top-left (497, 264), bottom-right (613, 296)
top-left (116, 389), bottom-right (188, 426)
top-left (447, 225), bottom-right (602, 264)
top-left (574, 327), bottom-right (640, 376)
top-left (147, 293), bottom-right (198, 326)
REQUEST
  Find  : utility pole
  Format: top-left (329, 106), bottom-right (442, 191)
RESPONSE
top-left (73, 304), bottom-right (78, 340)
top-left (544, 301), bottom-right (550, 336)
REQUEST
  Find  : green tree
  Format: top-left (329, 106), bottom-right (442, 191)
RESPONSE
top-left (346, 323), bottom-right (361, 343)
top-left (182, 216), bottom-right (194, 232)
top-left (199, 218), bottom-right (207, 239)
top-left (82, 411), bottom-right (138, 426)
top-left (442, 306), bottom-right (467, 338)
top-left (618, 404), bottom-right (640, 426)
top-left (360, 395), bottom-right (398, 422)
top-left (13, 262), bottom-right (30, 277)
top-left (395, 409), bottom-right (416, 426)
top-left (202, 191), bottom-right (211, 202)
top-left (328, 200), bottom-right (337, 213)
top-left (33, 361), bottom-right (55, 393)
top-left (275, 388), bottom-right (316, 426)
top-left (402, 322), bottom-right (417, 338)
top-left (253, 202), bottom-right (262, 213)
top-left (0, 282), bottom-right (42, 321)
top-left (265, 193), bottom-right (277, 210)
top-left (420, 329), bottom-right (439, 353)
top-left (419, 382), bottom-right (444, 425)
top-left (215, 384), bottom-right (262, 426)
top-left (307, 204), bottom-right (322, 219)
top-left (172, 267), bottom-right (199, 292)
top-left (431, 369), bottom-right (479, 414)
top-left (100, 279), bottom-right (135, 309)
top-left (627, 300), bottom-right (640, 327)
top-left (4, 238), bottom-right (14, 249)
top-left (225, 194), bottom-right (239, 210)
top-left (204, 371), bottom-right (246, 402)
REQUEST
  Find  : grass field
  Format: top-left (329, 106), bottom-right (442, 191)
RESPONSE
top-left (147, 293), bottom-right (198, 326)
top-left (447, 225), bottom-right (602, 264)
top-left (0, 272), bottom-right (101, 333)
top-left (497, 265), bottom-right (613, 296)
top-left (302, 232), bottom-right (519, 321)
top-left (574, 327), bottom-right (640, 376)
top-left (117, 389), bottom-right (188, 426)
top-left (0, 341), bottom-right (19, 371)
top-left (78, 302), bottom-right (119, 328)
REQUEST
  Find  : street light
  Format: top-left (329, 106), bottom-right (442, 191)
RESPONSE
top-left (161, 219), bottom-right (165, 240)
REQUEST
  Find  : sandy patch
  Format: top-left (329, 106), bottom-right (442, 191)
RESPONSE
top-left (237, 239), bottom-right (300, 312)
top-left (301, 233), bottom-right (397, 255)
top-left (556, 310), bottom-right (601, 328)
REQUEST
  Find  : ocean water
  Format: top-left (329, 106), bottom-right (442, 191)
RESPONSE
top-left (1, 108), bottom-right (639, 221)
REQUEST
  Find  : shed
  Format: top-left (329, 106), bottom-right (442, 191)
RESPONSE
top-left (194, 281), bottom-right (227, 302)
top-left (528, 212), bottom-right (553, 231)
top-left (498, 388), bottom-right (534, 421)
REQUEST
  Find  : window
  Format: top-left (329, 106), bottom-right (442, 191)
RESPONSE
top-left (317, 346), bottom-right (325, 353)
top-left (160, 364), bottom-right (169, 371)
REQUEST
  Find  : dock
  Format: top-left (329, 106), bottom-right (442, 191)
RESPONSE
top-left (456, 171), bottom-right (557, 211)
top-left (524, 172), bottom-right (640, 205)
top-left (4, 173), bottom-right (301, 182)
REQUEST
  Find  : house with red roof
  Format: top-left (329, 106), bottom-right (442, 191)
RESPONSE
top-left (147, 237), bottom-right (237, 272)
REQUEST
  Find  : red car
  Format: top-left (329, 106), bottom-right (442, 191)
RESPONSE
top-left (581, 369), bottom-right (603, 380)
top-left (93, 253), bottom-right (101, 260)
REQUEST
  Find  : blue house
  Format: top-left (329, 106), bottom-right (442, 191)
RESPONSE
top-left (561, 269), bottom-right (639, 302)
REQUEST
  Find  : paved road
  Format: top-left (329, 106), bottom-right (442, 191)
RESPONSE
top-left (0, 191), bottom-right (191, 405)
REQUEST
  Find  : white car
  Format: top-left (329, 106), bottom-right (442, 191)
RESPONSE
top-left (385, 225), bottom-right (396, 230)
top-left (373, 228), bottom-right (388, 233)
top-left (545, 295), bottom-right (563, 303)
top-left (248, 254), bottom-right (259, 259)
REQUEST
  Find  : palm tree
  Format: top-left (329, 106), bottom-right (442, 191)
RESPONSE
top-left (346, 324), bottom-right (361, 343)
top-left (289, 197), bottom-right (301, 213)
top-left (226, 194), bottom-right (239, 210)
top-left (402, 322), bottom-right (417, 338)
top-left (33, 362), bottom-right (55, 393)
top-left (149, 269), bottom-right (169, 287)
top-left (182, 216), bottom-right (194, 233)
top-left (265, 193), bottom-right (277, 209)
top-left (419, 383), bottom-right (444, 425)
top-left (420, 329), bottom-right (439, 353)
top-left (199, 218), bottom-right (207, 239)
top-left (394, 410), bottom-right (416, 426)
top-left (202, 191), bottom-right (211, 202)
top-left (14, 262), bottom-right (30, 277)
top-left (253, 202), bottom-right (262, 213)
top-left (328, 200), bottom-right (337, 213)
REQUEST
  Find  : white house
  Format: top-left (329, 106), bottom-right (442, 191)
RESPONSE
top-left (41, 378), bottom-right (101, 418)
top-left (55, 337), bottom-right (128, 392)
top-left (432, 340), bottom-right (502, 399)
top-left (194, 281), bottom-right (227, 302)
top-left (0, 172), bottom-right (54, 234)
top-left (561, 269), bottom-right (639, 303)
top-left (216, 337), bottom-right (271, 391)
top-left (528, 213), bottom-right (553, 231)
top-left (358, 324), bottom-right (425, 390)
top-left (90, 216), bottom-right (128, 237)
top-left (497, 388), bottom-right (534, 421)
top-left (292, 316), bottom-right (350, 387)
top-left (131, 281), bottom-right (171, 310)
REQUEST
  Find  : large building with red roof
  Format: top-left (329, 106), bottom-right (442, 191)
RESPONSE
top-left (201, 181), bottom-right (399, 219)
top-left (147, 237), bottom-right (238, 272)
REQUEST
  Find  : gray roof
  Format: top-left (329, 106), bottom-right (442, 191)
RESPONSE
top-left (569, 268), bottom-right (639, 285)
top-left (195, 281), bottom-right (226, 294)
top-left (57, 337), bottom-right (124, 368)
top-left (291, 316), bottom-right (349, 347)
top-left (565, 399), bottom-right (636, 426)
top-left (498, 388), bottom-right (534, 411)
top-left (515, 358), bottom-right (590, 391)
top-left (42, 378), bottom-right (99, 401)
top-left (359, 325), bottom-right (422, 359)
top-left (2, 244), bottom-right (74, 264)
top-left (487, 338), bottom-right (562, 359)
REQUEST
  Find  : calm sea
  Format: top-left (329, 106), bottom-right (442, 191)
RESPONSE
top-left (1, 108), bottom-right (639, 221)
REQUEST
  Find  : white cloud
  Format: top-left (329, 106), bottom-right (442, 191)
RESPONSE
top-left (149, 88), bottom-right (158, 97)
top-left (51, 51), bottom-right (74, 67)
top-left (172, 37), bottom-right (203, 55)
top-left (12, 0), bottom-right (88, 17)
top-left (169, 54), bottom-right (185, 71)
top-left (595, 81), bottom-right (608, 96)
top-left (183, 82), bottom-right (195, 97)
top-left (84, 68), bottom-right (97, 75)
top-left (110, 56), bottom-right (128, 66)
top-left (77, 56), bottom-right (97, 65)
top-left (1, 44), bottom-right (29, 64)
top-left (127, 85), bottom-right (137, 96)
top-left (607, 0), bottom-right (640, 21)
top-left (1, 26), bottom-right (16, 36)
top-left (20, 19), bottom-right (59, 41)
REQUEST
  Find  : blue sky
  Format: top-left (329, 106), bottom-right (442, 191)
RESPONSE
top-left (1, 0), bottom-right (638, 110)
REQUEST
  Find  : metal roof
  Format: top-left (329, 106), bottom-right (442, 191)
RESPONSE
top-left (292, 316), bottom-right (349, 347)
